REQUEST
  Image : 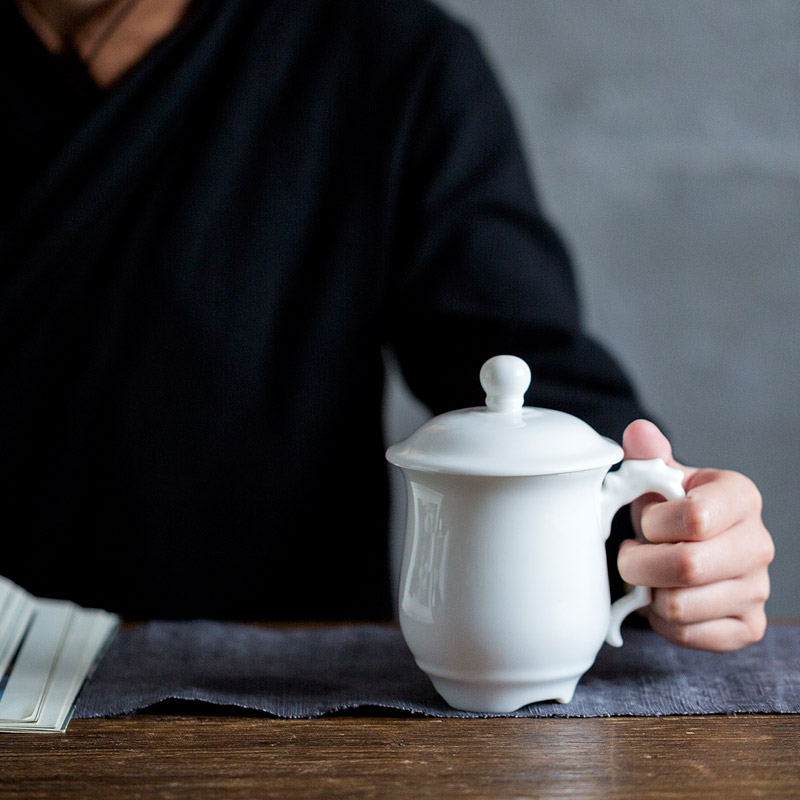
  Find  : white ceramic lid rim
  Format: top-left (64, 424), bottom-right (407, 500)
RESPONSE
top-left (386, 429), bottom-right (623, 477)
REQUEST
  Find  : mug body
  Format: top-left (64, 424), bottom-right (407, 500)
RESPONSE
top-left (398, 467), bottom-right (611, 712)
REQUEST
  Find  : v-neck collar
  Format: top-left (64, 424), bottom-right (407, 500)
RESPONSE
top-left (1, 0), bottom-right (212, 239)
top-left (0, 0), bottom-right (290, 268)
top-left (13, 0), bottom-right (197, 90)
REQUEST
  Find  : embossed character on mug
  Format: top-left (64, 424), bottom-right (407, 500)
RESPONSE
top-left (386, 355), bottom-right (685, 713)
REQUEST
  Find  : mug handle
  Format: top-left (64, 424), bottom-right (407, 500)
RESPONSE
top-left (599, 457), bottom-right (686, 647)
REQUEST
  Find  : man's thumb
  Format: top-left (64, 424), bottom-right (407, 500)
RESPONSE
top-left (621, 419), bottom-right (674, 463)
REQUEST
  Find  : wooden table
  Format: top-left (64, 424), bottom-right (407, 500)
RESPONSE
top-left (2, 714), bottom-right (799, 798)
top-left (2, 621), bottom-right (799, 799)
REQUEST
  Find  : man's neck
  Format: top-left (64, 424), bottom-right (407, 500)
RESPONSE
top-left (15, 0), bottom-right (193, 88)
top-left (16, 0), bottom-right (120, 50)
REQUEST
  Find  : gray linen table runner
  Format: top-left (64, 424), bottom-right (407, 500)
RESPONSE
top-left (74, 622), bottom-right (800, 719)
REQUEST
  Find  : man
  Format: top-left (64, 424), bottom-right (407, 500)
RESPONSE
top-left (2, 0), bottom-right (772, 650)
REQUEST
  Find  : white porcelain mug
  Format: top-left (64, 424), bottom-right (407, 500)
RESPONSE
top-left (386, 355), bottom-right (685, 712)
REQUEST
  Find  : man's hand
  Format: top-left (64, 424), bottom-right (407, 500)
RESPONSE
top-left (617, 419), bottom-right (774, 652)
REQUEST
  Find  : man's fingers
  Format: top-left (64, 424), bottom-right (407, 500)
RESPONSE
top-left (649, 572), bottom-right (771, 625)
top-left (618, 522), bottom-right (774, 587)
top-left (639, 469), bottom-right (763, 543)
top-left (621, 423), bottom-right (773, 654)
top-left (647, 611), bottom-right (768, 653)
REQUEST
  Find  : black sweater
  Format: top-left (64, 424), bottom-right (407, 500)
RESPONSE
top-left (1, 0), bottom-right (645, 619)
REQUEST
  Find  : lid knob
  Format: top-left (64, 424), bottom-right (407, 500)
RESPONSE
top-left (479, 355), bottom-right (531, 413)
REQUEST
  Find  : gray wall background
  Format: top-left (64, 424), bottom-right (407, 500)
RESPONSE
top-left (384, 0), bottom-right (800, 617)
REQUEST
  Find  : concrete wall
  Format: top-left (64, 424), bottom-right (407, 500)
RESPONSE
top-left (385, 0), bottom-right (800, 617)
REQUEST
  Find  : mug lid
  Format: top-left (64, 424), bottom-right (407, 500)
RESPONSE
top-left (385, 355), bottom-right (623, 476)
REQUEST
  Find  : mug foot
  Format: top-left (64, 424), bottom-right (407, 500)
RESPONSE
top-left (429, 674), bottom-right (581, 713)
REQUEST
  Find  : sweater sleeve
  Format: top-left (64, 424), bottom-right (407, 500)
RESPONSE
top-left (385, 18), bottom-right (646, 441)
top-left (383, 17), bottom-right (644, 596)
